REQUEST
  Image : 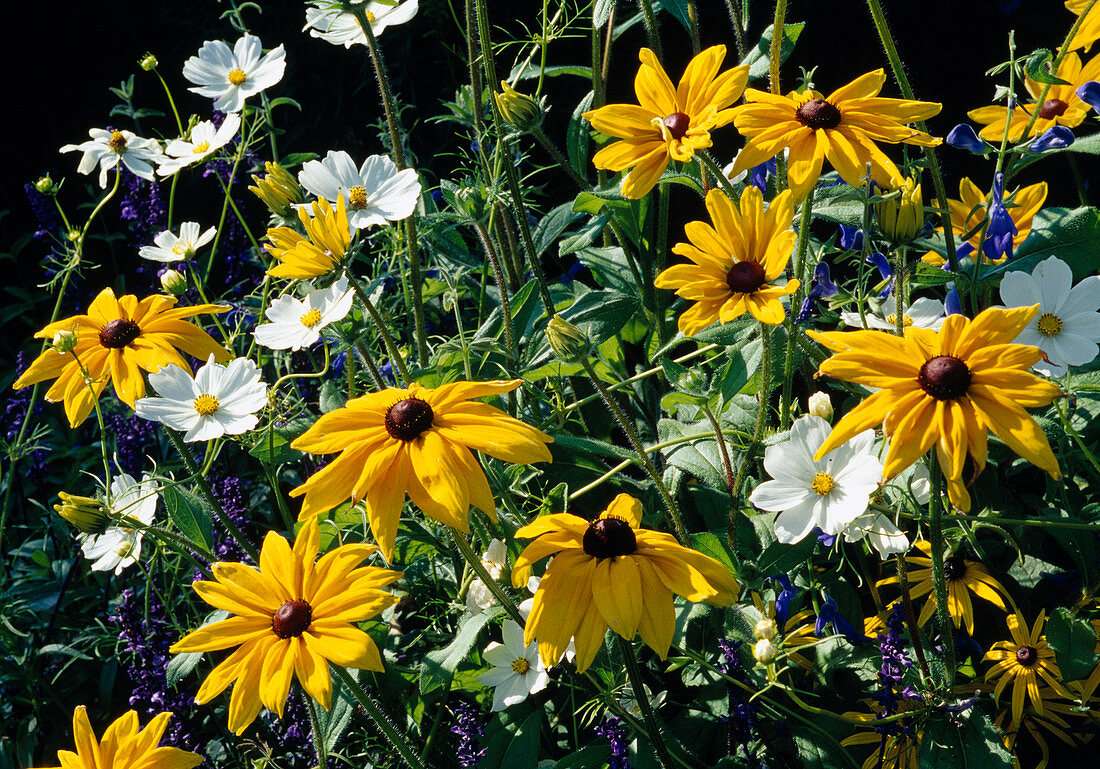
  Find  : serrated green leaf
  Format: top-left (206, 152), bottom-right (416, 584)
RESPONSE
top-left (1046, 607), bottom-right (1098, 681)
top-left (420, 609), bottom-right (495, 695)
top-left (163, 485), bottom-right (213, 553)
top-left (1024, 48), bottom-right (1070, 86)
top-left (741, 23), bottom-right (806, 81)
top-left (319, 380), bottom-right (347, 414)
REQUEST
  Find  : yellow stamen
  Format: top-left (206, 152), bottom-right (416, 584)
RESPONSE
top-left (811, 471), bottom-right (835, 496)
top-left (300, 308), bottom-right (323, 328)
top-left (1036, 313), bottom-right (1063, 337)
top-left (348, 185), bottom-right (368, 210)
top-left (108, 130), bottom-right (127, 152)
top-left (227, 69), bottom-right (247, 86)
top-left (366, 11), bottom-right (376, 23)
top-left (171, 241), bottom-right (193, 256)
top-left (885, 313), bottom-right (914, 327)
top-left (194, 393), bottom-right (220, 416)
top-left (192, 141), bottom-right (211, 154)
top-left (510, 657), bottom-right (530, 674)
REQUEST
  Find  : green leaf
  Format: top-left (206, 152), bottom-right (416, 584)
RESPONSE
top-left (553, 745), bottom-right (611, 768)
top-left (248, 416), bottom-right (314, 465)
top-left (573, 245), bottom-right (634, 293)
top-left (656, 0), bottom-right (692, 30)
top-left (319, 380), bottom-right (347, 414)
top-left (688, 316), bottom-right (755, 347)
top-left (657, 419), bottom-right (730, 490)
top-left (165, 651), bottom-right (203, 687)
top-left (510, 63), bottom-right (593, 81)
top-left (559, 213), bottom-right (611, 256)
top-left (691, 531), bottom-right (739, 576)
top-left (533, 203), bottom-right (584, 257)
top-left (482, 709), bottom-right (542, 769)
top-left (526, 289), bottom-right (639, 366)
top-left (1046, 607), bottom-right (1098, 681)
top-left (593, 0), bottom-right (615, 28)
top-left (320, 669), bottom-right (358, 751)
top-left (756, 535), bottom-right (816, 576)
top-left (550, 434), bottom-right (637, 462)
top-left (1024, 48), bottom-right (1070, 86)
top-left (420, 609), bottom-right (495, 694)
top-left (163, 485), bottom-right (213, 553)
top-left (919, 709), bottom-right (1014, 769)
top-left (740, 23), bottom-right (806, 81)
top-left (567, 91), bottom-right (595, 181)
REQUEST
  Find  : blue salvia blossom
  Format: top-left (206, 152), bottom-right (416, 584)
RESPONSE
top-left (815, 595), bottom-right (869, 644)
top-left (945, 123), bottom-right (986, 153)
top-left (1077, 81), bottom-right (1100, 113)
top-left (982, 172), bottom-right (1017, 263)
top-left (1030, 125), bottom-right (1074, 152)
top-left (866, 251), bottom-right (893, 297)
top-left (119, 168), bottom-right (167, 244)
top-left (595, 716), bottom-right (631, 769)
top-left (837, 224), bottom-right (863, 252)
top-left (451, 702), bottom-right (487, 768)
top-left (717, 637), bottom-right (762, 767)
top-left (796, 262), bottom-right (839, 323)
top-left (24, 182), bottom-right (63, 242)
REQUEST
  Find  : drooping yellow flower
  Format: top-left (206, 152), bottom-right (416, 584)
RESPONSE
top-left (290, 379), bottom-right (553, 560)
top-left (654, 186), bottom-right (798, 334)
top-left (584, 45), bottom-right (748, 199)
top-left (266, 194), bottom-right (351, 279)
top-left (13, 287), bottom-right (229, 427)
top-left (171, 517), bottom-right (401, 734)
top-left (968, 52), bottom-right (1100, 142)
top-left (511, 494), bottom-right (738, 672)
top-left (875, 175), bottom-right (923, 242)
top-left (808, 306), bottom-right (1062, 512)
top-left (984, 611), bottom-right (1072, 728)
top-left (1067, 0), bottom-right (1100, 52)
top-left (877, 541), bottom-right (1011, 636)
top-left (920, 178), bottom-right (1048, 267)
top-left (34, 706), bottom-right (202, 769)
top-left (992, 691), bottom-right (1082, 769)
top-left (728, 69), bottom-right (942, 201)
top-left (841, 702), bottom-right (922, 769)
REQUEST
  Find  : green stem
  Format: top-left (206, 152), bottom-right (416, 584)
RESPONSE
top-left (578, 357), bottom-right (688, 544)
top-left (769, 0), bottom-right (787, 94)
top-left (780, 188), bottom-right (814, 429)
top-left (345, 270), bottom-right (413, 386)
top-left (701, 402), bottom-right (739, 549)
top-left (331, 666), bottom-right (427, 769)
top-left (723, 0), bottom-right (747, 60)
top-left (895, 550), bottom-right (931, 682)
top-left (927, 462), bottom-right (956, 688)
top-left (472, 223), bottom-right (518, 365)
top-left (636, 0), bottom-right (664, 61)
top-left (696, 151), bottom-right (739, 200)
top-left (617, 636), bottom-right (673, 769)
top-left (451, 531), bottom-right (524, 625)
top-left (154, 69), bottom-right (185, 135)
top-left (730, 324), bottom-right (771, 501)
top-left (305, 694), bottom-right (329, 768)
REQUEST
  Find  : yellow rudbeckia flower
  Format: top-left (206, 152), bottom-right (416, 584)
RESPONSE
top-left (290, 379), bottom-right (553, 560)
top-left (35, 706), bottom-right (202, 769)
top-left (984, 611), bottom-right (1072, 728)
top-left (808, 306), bottom-right (1062, 512)
top-left (654, 185), bottom-right (799, 333)
top-left (171, 517), bottom-right (401, 734)
top-left (1067, 0), bottom-right (1100, 52)
top-left (511, 494), bottom-right (739, 672)
top-left (728, 69), bottom-right (942, 201)
top-left (921, 177), bottom-right (1047, 267)
top-left (584, 45), bottom-right (748, 199)
top-left (968, 52), bottom-right (1100, 142)
top-left (13, 287), bottom-right (229, 427)
top-left (265, 194), bottom-right (351, 279)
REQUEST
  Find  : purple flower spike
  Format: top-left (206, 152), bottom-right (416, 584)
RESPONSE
top-left (945, 286), bottom-right (964, 316)
top-left (1030, 125), bottom-right (1074, 152)
top-left (946, 124), bottom-right (986, 153)
top-left (982, 172), bottom-right (1018, 263)
top-left (1077, 81), bottom-right (1100, 113)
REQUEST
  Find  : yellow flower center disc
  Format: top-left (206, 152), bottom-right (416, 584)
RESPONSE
top-left (300, 308), bottom-right (323, 328)
top-left (885, 313), bottom-right (914, 327)
top-left (348, 185), bottom-right (369, 210)
top-left (811, 471), bottom-right (835, 496)
top-left (194, 393), bottom-right (220, 416)
top-left (511, 657), bottom-right (531, 674)
top-left (108, 130), bottom-right (128, 153)
top-left (227, 68), bottom-right (247, 86)
top-left (1036, 312), bottom-right (1063, 337)
top-left (192, 141), bottom-right (211, 154)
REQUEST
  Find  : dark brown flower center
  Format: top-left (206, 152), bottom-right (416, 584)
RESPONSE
top-left (272, 600), bottom-right (312, 638)
top-left (582, 517), bottom-right (637, 559)
top-left (726, 260), bottom-right (766, 294)
top-left (107, 130), bottom-right (128, 152)
top-left (1015, 645), bottom-right (1038, 667)
top-left (98, 319), bottom-right (141, 349)
top-left (384, 397), bottom-right (435, 441)
top-left (943, 555), bottom-right (968, 582)
top-left (1039, 98), bottom-right (1069, 119)
top-left (796, 98), bottom-right (842, 130)
top-left (662, 112), bottom-right (690, 140)
top-left (918, 355), bottom-right (971, 401)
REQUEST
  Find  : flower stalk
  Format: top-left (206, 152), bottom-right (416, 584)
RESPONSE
top-left (332, 666), bottom-right (429, 769)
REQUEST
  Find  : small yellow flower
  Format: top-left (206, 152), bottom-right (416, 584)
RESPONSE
top-left (265, 194), bottom-right (351, 279)
top-left (494, 81), bottom-right (542, 131)
top-left (984, 611), bottom-right (1072, 728)
top-left (250, 160), bottom-right (306, 217)
top-left (34, 706), bottom-right (202, 769)
top-left (875, 176), bottom-right (923, 242)
top-left (584, 45), bottom-right (748, 199)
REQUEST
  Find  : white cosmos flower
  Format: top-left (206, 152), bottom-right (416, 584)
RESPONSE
top-left (999, 255), bottom-right (1100, 377)
top-left (182, 35), bottom-right (286, 114)
top-left (135, 356), bottom-right (268, 442)
top-left (79, 472), bottom-right (159, 575)
top-left (749, 415), bottom-right (883, 544)
top-left (297, 150), bottom-right (421, 229)
top-left (465, 538), bottom-right (508, 613)
top-left (836, 512), bottom-right (909, 558)
top-left (304, 0), bottom-right (420, 47)
top-left (60, 128), bottom-right (164, 188)
top-left (253, 277), bottom-right (354, 351)
top-left (139, 222), bottom-right (217, 263)
top-left (158, 114), bottom-right (241, 176)
top-left (841, 295), bottom-right (945, 332)
top-left (479, 619), bottom-right (550, 712)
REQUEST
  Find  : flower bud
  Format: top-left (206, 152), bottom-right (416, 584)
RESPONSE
top-left (875, 176), bottom-right (923, 242)
top-left (494, 81), bottom-right (543, 132)
top-left (139, 53), bottom-right (159, 71)
top-left (35, 174), bottom-right (56, 195)
top-left (51, 328), bottom-right (78, 354)
top-left (546, 316), bottom-right (591, 362)
top-left (807, 391), bottom-right (833, 421)
top-left (55, 492), bottom-right (109, 535)
top-left (754, 618), bottom-right (778, 641)
top-left (249, 161), bottom-right (305, 218)
top-left (753, 637), bottom-right (779, 665)
top-left (160, 269), bottom-right (188, 296)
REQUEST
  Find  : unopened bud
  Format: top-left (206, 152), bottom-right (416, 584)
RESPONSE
top-left (51, 329), bottom-right (78, 354)
top-left (249, 161), bottom-right (305, 218)
top-left (808, 391), bottom-right (833, 421)
top-left (494, 81), bottom-right (543, 132)
top-left (875, 176), bottom-right (923, 242)
top-left (754, 618), bottom-right (778, 641)
top-left (753, 637), bottom-right (780, 665)
top-left (67, 228), bottom-right (82, 242)
top-left (546, 316), bottom-right (590, 362)
top-left (139, 53), bottom-right (159, 71)
top-left (35, 175), bottom-right (56, 195)
top-left (160, 269), bottom-right (188, 295)
top-left (55, 492), bottom-right (110, 535)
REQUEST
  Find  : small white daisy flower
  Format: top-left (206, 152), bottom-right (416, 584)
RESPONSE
top-left (60, 128), bottom-right (164, 188)
top-left (465, 538), bottom-right (508, 613)
top-left (999, 255), bottom-right (1100, 377)
top-left (840, 295), bottom-right (945, 332)
top-left (182, 35), bottom-right (286, 114)
top-left (297, 150), bottom-right (421, 229)
top-left (749, 415), bottom-right (883, 544)
top-left (253, 277), bottom-right (354, 351)
top-left (79, 472), bottom-right (159, 575)
top-left (478, 619), bottom-right (550, 712)
top-left (304, 0), bottom-right (420, 47)
top-left (139, 222), bottom-right (217, 263)
top-left (135, 356), bottom-right (268, 442)
top-left (157, 114), bottom-right (241, 176)
top-left (836, 512), bottom-right (909, 558)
